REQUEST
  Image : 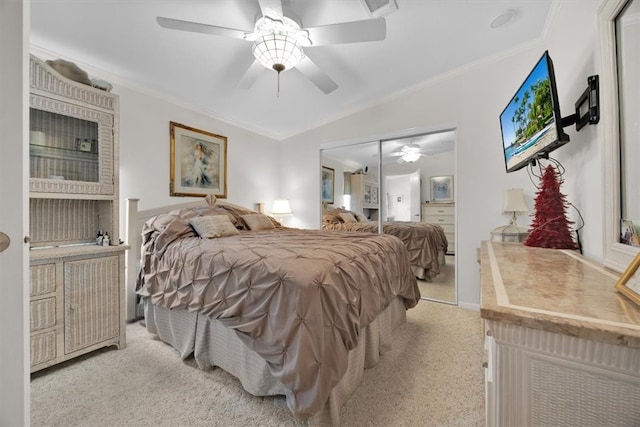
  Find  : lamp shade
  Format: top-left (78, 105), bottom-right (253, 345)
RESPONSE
top-left (271, 199), bottom-right (293, 216)
top-left (502, 189), bottom-right (528, 213)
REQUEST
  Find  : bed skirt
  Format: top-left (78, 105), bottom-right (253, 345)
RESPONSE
top-left (143, 297), bottom-right (407, 426)
top-left (411, 249), bottom-right (446, 280)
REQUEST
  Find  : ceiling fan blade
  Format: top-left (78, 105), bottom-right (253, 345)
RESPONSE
top-left (257, 0), bottom-right (284, 18)
top-left (305, 18), bottom-right (386, 45)
top-left (156, 16), bottom-right (249, 40)
top-left (296, 56), bottom-right (338, 94)
top-left (237, 60), bottom-right (265, 89)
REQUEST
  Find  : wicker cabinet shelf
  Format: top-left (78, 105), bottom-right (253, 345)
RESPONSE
top-left (28, 55), bottom-right (125, 372)
top-left (350, 173), bottom-right (379, 220)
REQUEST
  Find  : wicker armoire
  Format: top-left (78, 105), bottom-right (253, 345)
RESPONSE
top-left (28, 55), bottom-right (126, 372)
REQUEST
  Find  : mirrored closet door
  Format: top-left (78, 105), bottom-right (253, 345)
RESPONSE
top-left (321, 141), bottom-right (381, 226)
top-left (380, 131), bottom-right (456, 304)
top-left (320, 130), bottom-right (456, 305)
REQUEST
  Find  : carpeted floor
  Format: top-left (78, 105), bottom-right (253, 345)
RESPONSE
top-left (418, 255), bottom-right (456, 303)
top-left (31, 299), bottom-right (485, 427)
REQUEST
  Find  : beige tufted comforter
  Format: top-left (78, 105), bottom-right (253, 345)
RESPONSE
top-left (323, 220), bottom-right (448, 279)
top-left (137, 207), bottom-right (420, 419)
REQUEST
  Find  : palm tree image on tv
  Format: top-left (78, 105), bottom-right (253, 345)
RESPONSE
top-left (501, 54), bottom-right (559, 171)
top-left (511, 78), bottom-right (552, 147)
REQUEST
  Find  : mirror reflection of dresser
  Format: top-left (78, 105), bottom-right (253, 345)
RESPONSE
top-left (422, 202), bottom-right (455, 255)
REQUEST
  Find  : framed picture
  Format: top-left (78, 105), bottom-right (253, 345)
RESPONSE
top-left (430, 175), bottom-right (454, 202)
top-left (321, 166), bottom-right (335, 204)
top-left (615, 251), bottom-right (640, 307)
top-left (170, 121), bottom-right (227, 198)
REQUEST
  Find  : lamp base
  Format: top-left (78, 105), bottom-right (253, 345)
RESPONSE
top-left (490, 224), bottom-right (529, 243)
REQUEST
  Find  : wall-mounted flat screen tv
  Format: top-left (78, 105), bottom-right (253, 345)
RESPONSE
top-left (500, 51), bottom-right (569, 173)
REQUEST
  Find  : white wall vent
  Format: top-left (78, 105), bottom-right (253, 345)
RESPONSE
top-left (360, 0), bottom-right (398, 18)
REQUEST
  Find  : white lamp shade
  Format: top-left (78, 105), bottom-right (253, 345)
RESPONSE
top-left (271, 199), bottom-right (293, 216)
top-left (502, 189), bottom-right (528, 213)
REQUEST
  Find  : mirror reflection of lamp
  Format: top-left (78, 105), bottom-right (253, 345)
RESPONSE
top-left (490, 189), bottom-right (530, 242)
top-left (271, 199), bottom-right (293, 225)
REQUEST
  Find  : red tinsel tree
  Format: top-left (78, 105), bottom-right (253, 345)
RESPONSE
top-left (525, 164), bottom-right (577, 249)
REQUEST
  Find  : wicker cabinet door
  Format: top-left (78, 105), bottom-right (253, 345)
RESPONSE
top-left (64, 256), bottom-right (120, 354)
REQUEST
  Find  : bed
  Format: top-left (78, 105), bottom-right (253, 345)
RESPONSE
top-left (322, 207), bottom-right (448, 280)
top-left (126, 198), bottom-right (420, 425)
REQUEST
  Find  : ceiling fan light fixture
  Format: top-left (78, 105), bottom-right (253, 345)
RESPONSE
top-left (252, 33), bottom-right (305, 72)
top-left (401, 151), bottom-right (421, 163)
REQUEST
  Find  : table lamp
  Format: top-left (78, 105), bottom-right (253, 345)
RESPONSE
top-left (490, 188), bottom-right (529, 242)
top-left (271, 199), bottom-right (293, 225)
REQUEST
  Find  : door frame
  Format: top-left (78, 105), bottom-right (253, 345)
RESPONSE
top-left (0, 0), bottom-right (30, 424)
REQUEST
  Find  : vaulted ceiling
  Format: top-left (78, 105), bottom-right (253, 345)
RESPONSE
top-left (30, 0), bottom-right (552, 140)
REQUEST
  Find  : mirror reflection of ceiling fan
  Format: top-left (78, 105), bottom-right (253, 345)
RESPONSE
top-left (155, 0), bottom-right (391, 94)
top-left (389, 143), bottom-right (433, 163)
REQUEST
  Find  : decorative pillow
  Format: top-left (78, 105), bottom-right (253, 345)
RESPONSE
top-left (241, 214), bottom-right (276, 231)
top-left (322, 211), bottom-right (344, 224)
top-left (354, 212), bottom-right (369, 222)
top-left (189, 215), bottom-right (240, 238)
top-left (339, 212), bottom-right (358, 223)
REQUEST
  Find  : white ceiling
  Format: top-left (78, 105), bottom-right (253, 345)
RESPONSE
top-left (30, 0), bottom-right (552, 140)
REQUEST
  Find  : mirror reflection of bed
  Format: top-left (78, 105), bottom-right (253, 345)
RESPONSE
top-left (320, 130), bottom-right (456, 304)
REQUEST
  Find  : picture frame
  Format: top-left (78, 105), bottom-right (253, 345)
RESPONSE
top-left (321, 166), bottom-right (335, 204)
top-left (615, 251), bottom-right (640, 307)
top-left (430, 175), bottom-right (454, 202)
top-left (170, 121), bottom-right (227, 198)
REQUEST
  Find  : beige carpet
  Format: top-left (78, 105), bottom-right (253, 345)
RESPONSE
top-left (418, 255), bottom-right (456, 302)
top-left (31, 301), bottom-right (485, 427)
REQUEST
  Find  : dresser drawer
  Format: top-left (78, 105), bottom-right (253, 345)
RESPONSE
top-left (30, 330), bottom-right (57, 366)
top-left (422, 205), bottom-right (454, 216)
top-left (424, 215), bottom-right (454, 226)
top-left (437, 224), bottom-right (455, 234)
top-left (30, 263), bottom-right (56, 297)
top-left (30, 297), bottom-right (57, 332)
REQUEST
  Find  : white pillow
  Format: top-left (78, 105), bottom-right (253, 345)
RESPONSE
top-left (241, 214), bottom-right (276, 231)
top-left (189, 215), bottom-right (240, 238)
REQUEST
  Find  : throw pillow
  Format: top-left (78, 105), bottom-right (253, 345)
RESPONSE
top-left (354, 212), bottom-right (369, 222)
top-left (242, 214), bottom-right (276, 231)
top-left (339, 212), bottom-right (358, 223)
top-left (189, 215), bottom-right (240, 238)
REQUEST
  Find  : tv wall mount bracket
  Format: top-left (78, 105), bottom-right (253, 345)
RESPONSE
top-left (560, 74), bottom-right (600, 131)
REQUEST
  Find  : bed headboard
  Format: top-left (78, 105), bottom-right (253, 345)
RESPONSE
top-left (124, 198), bottom-right (267, 321)
top-left (124, 198), bottom-right (207, 321)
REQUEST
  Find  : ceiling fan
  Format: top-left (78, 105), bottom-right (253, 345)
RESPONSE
top-left (156, 0), bottom-right (387, 94)
top-left (388, 143), bottom-right (433, 163)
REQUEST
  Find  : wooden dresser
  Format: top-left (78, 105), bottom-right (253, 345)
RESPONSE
top-left (422, 203), bottom-right (454, 254)
top-left (28, 55), bottom-right (126, 372)
top-left (480, 242), bottom-right (640, 426)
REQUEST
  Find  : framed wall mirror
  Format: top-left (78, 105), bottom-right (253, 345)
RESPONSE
top-left (599, 0), bottom-right (640, 272)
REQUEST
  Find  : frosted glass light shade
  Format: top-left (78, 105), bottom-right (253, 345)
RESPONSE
top-left (252, 34), bottom-right (304, 71)
top-left (401, 151), bottom-right (421, 162)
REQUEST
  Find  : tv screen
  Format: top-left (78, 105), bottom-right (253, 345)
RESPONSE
top-left (500, 51), bottom-right (569, 173)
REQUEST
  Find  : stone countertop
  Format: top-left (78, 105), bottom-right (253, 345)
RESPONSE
top-left (480, 241), bottom-right (640, 348)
